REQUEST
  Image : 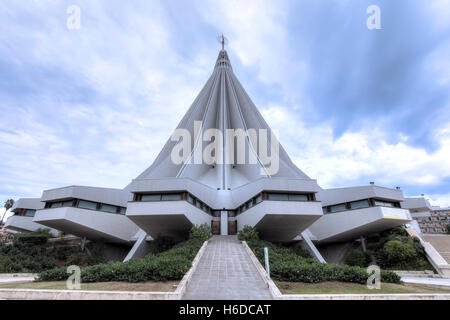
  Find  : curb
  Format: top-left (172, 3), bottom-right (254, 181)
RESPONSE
top-left (177, 240), bottom-right (209, 299)
top-left (241, 241), bottom-right (282, 299)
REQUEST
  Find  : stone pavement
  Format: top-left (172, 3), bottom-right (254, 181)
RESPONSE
top-left (183, 235), bottom-right (272, 300)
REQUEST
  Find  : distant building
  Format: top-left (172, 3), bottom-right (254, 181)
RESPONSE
top-left (402, 198), bottom-right (450, 234)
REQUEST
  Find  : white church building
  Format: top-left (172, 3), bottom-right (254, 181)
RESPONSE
top-left (4, 46), bottom-right (414, 262)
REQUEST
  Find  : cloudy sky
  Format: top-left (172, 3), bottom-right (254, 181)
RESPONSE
top-left (1, 0), bottom-right (450, 219)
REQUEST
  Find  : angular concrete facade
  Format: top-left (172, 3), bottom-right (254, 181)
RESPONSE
top-left (5, 47), bottom-right (415, 261)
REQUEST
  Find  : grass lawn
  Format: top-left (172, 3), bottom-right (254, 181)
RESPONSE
top-left (276, 281), bottom-right (450, 295)
top-left (0, 281), bottom-right (179, 292)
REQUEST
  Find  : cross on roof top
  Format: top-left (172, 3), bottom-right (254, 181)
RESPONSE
top-left (218, 34), bottom-right (228, 50)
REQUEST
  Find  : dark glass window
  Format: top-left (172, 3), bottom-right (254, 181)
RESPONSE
top-left (267, 193), bottom-right (289, 201)
top-left (24, 209), bottom-right (36, 217)
top-left (100, 204), bottom-right (117, 213)
top-left (141, 194), bottom-right (161, 201)
top-left (119, 207), bottom-right (126, 215)
top-left (50, 202), bottom-right (62, 208)
top-left (288, 194), bottom-right (308, 201)
top-left (78, 200), bottom-right (98, 211)
top-left (161, 194), bottom-right (182, 201)
top-left (350, 200), bottom-right (370, 210)
top-left (62, 200), bottom-right (73, 207)
top-left (329, 204), bottom-right (347, 213)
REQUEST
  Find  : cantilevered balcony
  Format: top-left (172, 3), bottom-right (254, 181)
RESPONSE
top-left (236, 200), bottom-right (323, 242)
top-left (34, 206), bottom-right (138, 244)
top-left (4, 198), bottom-right (59, 235)
top-left (308, 206), bottom-right (412, 244)
top-left (126, 199), bottom-right (212, 240)
top-left (33, 186), bottom-right (139, 244)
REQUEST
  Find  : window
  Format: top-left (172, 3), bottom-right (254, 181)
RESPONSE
top-left (118, 207), bottom-right (126, 215)
top-left (322, 207), bottom-right (328, 214)
top-left (141, 194), bottom-right (161, 201)
top-left (77, 200), bottom-right (98, 211)
top-left (267, 193), bottom-right (289, 201)
top-left (246, 200), bottom-right (253, 209)
top-left (62, 200), bottom-right (73, 207)
top-left (329, 204), bottom-right (347, 213)
top-left (100, 204), bottom-right (117, 213)
top-left (24, 209), bottom-right (36, 217)
top-left (255, 194), bottom-right (263, 204)
top-left (50, 202), bottom-right (62, 208)
top-left (161, 193), bottom-right (182, 201)
top-left (187, 194), bottom-right (194, 204)
top-left (288, 194), bottom-right (308, 201)
top-left (350, 200), bottom-right (370, 210)
top-left (374, 200), bottom-right (395, 208)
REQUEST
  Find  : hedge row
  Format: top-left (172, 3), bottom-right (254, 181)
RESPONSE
top-left (38, 224), bottom-right (211, 283)
top-left (246, 238), bottom-right (401, 284)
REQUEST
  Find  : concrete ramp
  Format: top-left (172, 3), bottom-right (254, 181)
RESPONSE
top-left (182, 236), bottom-right (272, 300)
top-left (422, 235), bottom-right (450, 264)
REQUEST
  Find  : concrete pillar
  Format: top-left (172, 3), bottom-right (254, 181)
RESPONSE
top-left (360, 236), bottom-right (367, 252)
top-left (220, 211), bottom-right (228, 235)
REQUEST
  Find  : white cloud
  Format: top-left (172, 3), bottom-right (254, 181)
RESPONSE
top-left (261, 105), bottom-right (450, 189)
top-left (427, 193), bottom-right (450, 208)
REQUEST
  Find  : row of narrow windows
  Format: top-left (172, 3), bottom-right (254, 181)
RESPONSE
top-left (134, 191), bottom-right (316, 217)
top-left (322, 198), bottom-right (401, 214)
top-left (134, 192), bottom-right (213, 215)
top-left (236, 192), bottom-right (316, 215)
top-left (13, 209), bottom-right (36, 217)
top-left (44, 199), bottom-right (126, 215)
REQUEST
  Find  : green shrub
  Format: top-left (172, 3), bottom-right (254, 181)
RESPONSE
top-left (375, 236), bottom-right (431, 270)
top-left (189, 224), bottom-right (212, 242)
top-left (13, 228), bottom-right (52, 246)
top-left (38, 238), bottom-right (205, 283)
top-left (291, 246), bottom-right (311, 259)
top-left (446, 224), bottom-right (450, 235)
top-left (237, 225), bottom-right (260, 242)
top-left (345, 250), bottom-right (370, 268)
top-left (245, 239), bottom-right (400, 284)
top-left (152, 236), bottom-right (177, 253)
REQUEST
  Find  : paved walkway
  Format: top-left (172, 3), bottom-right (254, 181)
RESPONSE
top-left (183, 236), bottom-right (272, 300)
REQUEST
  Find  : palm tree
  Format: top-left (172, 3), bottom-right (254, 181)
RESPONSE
top-left (1, 199), bottom-right (14, 227)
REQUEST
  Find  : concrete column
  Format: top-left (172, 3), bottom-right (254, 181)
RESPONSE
top-left (360, 236), bottom-right (367, 252)
top-left (220, 211), bottom-right (228, 235)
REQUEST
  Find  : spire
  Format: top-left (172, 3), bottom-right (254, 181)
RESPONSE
top-left (215, 34), bottom-right (231, 69)
top-left (135, 36), bottom-right (311, 189)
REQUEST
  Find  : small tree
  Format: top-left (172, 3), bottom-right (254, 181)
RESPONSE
top-left (1, 199), bottom-right (14, 227)
top-left (446, 224), bottom-right (450, 235)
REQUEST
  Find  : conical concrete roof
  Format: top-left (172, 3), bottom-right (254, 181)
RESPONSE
top-left (136, 49), bottom-right (310, 190)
